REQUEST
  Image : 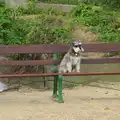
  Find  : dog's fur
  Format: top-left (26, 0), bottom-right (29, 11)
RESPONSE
top-left (58, 42), bottom-right (84, 73)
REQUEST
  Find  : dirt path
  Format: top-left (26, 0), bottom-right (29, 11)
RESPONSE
top-left (0, 86), bottom-right (120, 120)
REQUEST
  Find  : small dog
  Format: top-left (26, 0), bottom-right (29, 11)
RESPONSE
top-left (58, 41), bottom-right (84, 73)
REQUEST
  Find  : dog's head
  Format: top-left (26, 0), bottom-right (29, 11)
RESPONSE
top-left (72, 41), bottom-right (84, 53)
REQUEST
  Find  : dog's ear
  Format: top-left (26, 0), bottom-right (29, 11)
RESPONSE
top-left (80, 46), bottom-right (84, 52)
top-left (78, 42), bottom-right (84, 52)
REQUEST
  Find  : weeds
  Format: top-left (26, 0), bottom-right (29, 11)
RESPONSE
top-left (70, 4), bottom-right (120, 43)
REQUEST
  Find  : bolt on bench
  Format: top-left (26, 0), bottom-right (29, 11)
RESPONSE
top-left (0, 43), bottom-right (120, 103)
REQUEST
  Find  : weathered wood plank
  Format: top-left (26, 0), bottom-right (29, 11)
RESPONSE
top-left (0, 71), bottom-right (120, 78)
top-left (0, 58), bottom-right (120, 65)
top-left (0, 44), bottom-right (120, 54)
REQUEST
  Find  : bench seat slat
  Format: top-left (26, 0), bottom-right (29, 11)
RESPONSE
top-left (0, 71), bottom-right (120, 78)
top-left (0, 60), bottom-right (60, 65)
top-left (82, 58), bottom-right (120, 64)
top-left (0, 43), bottom-right (120, 54)
top-left (0, 58), bottom-right (120, 65)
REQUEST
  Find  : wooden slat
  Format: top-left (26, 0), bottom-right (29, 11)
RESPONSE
top-left (0, 58), bottom-right (120, 65)
top-left (0, 43), bottom-right (120, 54)
top-left (82, 58), bottom-right (120, 64)
top-left (0, 60), bottom-right (60, 65)
top-left (82, 43), bottom-right (120, 52)
top-left (0, 71), bottom-right (120, 78)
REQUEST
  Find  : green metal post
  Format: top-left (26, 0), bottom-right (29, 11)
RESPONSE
top-left (57, 74), bottom-right (64, 103)
top-left (52, 53), bottom-right (58, 98)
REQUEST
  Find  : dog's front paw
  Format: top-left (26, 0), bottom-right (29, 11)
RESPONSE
top-left (67, 69), bottom-right (72, 72)
top-left (76, 69), bottom-right (80, 72)
top-left (76, 66), bottom-right (80, 72)
top-left (66, 70), bottom-right (71, 73)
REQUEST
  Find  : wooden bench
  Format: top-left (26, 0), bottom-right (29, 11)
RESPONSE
top-left (0, 43), bottom-right (120, 103)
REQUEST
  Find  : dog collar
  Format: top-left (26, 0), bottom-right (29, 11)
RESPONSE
top-left (75, 53), bottom-right (79, 56)
top-left (71, 49), bottom-right (79, 56)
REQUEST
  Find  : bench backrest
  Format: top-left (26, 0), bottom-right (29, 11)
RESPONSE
top-left (0, 43), bottom-right (120, 66)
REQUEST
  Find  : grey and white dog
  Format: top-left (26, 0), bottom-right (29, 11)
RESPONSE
top-left (58, 41), bottom-right (84, 73)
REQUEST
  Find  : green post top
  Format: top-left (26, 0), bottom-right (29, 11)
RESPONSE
top-left (53, 53), bottom-right (57, 60)
top-left (52, 53), bottom-right (57, 72)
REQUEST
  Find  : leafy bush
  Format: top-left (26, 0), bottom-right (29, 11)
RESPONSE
top-left (37, 0), bottom-right (120, 9)
top-left (79, 0), bottom-right (120, 10)
top-left (1, 15), bottom-right (71, 45)
top-left (0, 1), bottom-right (72, 45)
top-left (0, 1), bottom-right (73, 73)
top-left (70, 4), bottom-right (120, 43)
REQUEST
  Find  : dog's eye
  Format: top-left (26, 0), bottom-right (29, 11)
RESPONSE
top-left (74, 45), bottom-right (79, 47)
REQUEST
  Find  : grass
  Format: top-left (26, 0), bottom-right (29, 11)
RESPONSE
top-left (70, 4), bottom-right (120, 43)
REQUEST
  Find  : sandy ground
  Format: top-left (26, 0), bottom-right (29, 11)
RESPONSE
top-left (0, 86), bottom-right (120, 120)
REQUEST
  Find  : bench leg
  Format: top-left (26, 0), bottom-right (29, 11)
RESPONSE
top-left (52, 76), bottom-right (57, 98)
top-left (57, 74), bottom-right (64, 103)
top-left (52, 53), bottom-right (58, 98)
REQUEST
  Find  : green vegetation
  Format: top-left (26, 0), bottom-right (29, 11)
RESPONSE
top-left (38, 0), bottom-right (120, 10)
top-left (0, 1), bottom-right (73, 73)
top-left (1, 1), bottom-right (120, 45)
top-left (70, 4), bottom-right (120, 43)
top-left (0, 2), bottom-right (73, 45)
top-left (37, 0), bottom-right (78, 5)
